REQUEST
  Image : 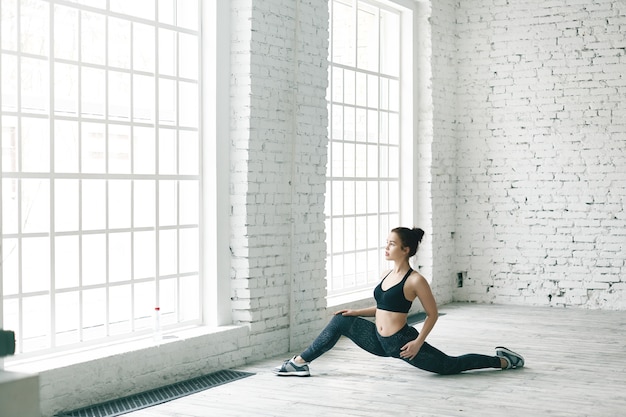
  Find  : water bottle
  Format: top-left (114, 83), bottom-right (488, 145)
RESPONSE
top-left (153, 307), bottom-right (162, 343)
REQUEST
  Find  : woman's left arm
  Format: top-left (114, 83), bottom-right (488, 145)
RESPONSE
top-left (399, 274), bottom-right (439, 361)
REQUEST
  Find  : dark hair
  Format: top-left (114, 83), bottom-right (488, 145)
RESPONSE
top-left (391, 227), bottom-right (425, 258)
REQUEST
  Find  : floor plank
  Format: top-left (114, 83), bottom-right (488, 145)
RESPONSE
top-left (125, 303), bottom-right (626, 416)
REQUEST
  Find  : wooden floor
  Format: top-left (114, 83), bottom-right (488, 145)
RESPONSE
top-left (126, 303), bottom-right (626, 417)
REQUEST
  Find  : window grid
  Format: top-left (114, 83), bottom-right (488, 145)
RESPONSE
top-left (1, 0), bottom-right (202, 358)
top-left (327, 0), bottom-right (401, 296)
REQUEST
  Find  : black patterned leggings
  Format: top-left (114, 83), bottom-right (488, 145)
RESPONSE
top-left (300, 314), bottom-right (502, 375)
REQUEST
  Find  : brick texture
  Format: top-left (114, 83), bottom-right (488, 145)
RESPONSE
top-left (230, 0), bottom-right (329, 356)
top-left (453, 0), bottom-right (626, 308)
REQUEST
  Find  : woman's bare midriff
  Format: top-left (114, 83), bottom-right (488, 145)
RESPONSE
top-left (375, 309), bottom-right (408, 336)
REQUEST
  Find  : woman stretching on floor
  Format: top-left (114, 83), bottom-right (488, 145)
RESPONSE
top-left (274, 227), bottom-right (524, 376)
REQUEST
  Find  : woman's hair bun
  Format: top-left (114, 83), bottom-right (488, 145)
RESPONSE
top-left (413, 228), bottom-right (425, 244)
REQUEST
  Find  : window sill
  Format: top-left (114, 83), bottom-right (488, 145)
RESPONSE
top-left (5, 324), bottom-right (246, 374)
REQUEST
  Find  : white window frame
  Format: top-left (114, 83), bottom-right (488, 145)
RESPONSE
top-left (1, 0), bottom-right (207, 361)
top-left (326, 0), bottom-right (415, 304)
top-left (201, 0), bottom-right (231, 328)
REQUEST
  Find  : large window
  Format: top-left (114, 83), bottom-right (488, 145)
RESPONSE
top-left (1, 0), bottom-right (202, 357)
top-left (327, 0), bottom-right (409, 296)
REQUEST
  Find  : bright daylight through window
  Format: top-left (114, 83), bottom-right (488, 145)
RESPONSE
top-left (326, 0), bottom-right (403, 296)
top-left (1, 0), bottom-right (201, 357)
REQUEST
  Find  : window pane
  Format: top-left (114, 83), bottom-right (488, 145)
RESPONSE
top-left (134, 180), bottom-right (156, 228)
top-left (1, 54), bottom-right (18, 110)
top-left (54, 120), bottom-right (79, 173)
top-left (1, 0), bottom-right (18, 51)
top-left (108, 124), bottom-right (131, 173)
top-left (2, 238), bottom-right (19, 295)
top-left (357, 3), bottom-right (378, 72)
top-left (21, 57), bottom-right (48, 113)
top-left (367, 182), bottom-right (378, 213)
top-left (343, 69), bottom-right (355, 106)
top-left (176, 0), bottom-right (198, 30)
top-left (331, 180), bottom-right (343, 216)
top-left (344, 143), bottom-right (355, 177)
top-left (389, 79), bottom-right (399, 112)
top-left (332, 0), bottom-right (355, 66)
top-left (159, 129), bottom-right (176, 174)
top-left (159, 278), bottom-right (177, 325)
top-left (179, 180), bottom-right (198, 224)
top-left (82, 122), bottom-right (106, 173)
top-left (133, 281), bottom-right (155, 329)
top-left (81, 11), bottom-right (106, 65)
top-left (344, 216), bottom-right (355, 252)
top-left (54, 5), bottom-right (79, 61)
top-left (109, 180), bottom-right (131, 229)
top-left (331, 104), bottom-right (343, 140)
top-left (389, 112), bottom-right (399, 145)
top-left (82, 234), bottom-right (106, 286)
top-left (82, 179), bottom-right (106, 230)
top-left (56, 292), bottom-right (79, 346)
top-left (133, 127), bottom-right (156, 174)
top-left (22, 117), bottom-right (49, 172)
top-left (2, 179), bottom-right (18, 234)
top-left (179, 131), bottom-right (198, 175)
top-left (55, 235), bottom-right (79, 289)
top-left (158, 28), bottom-right (176, 76)
top-left (22, 295), bottom-right (50, 352)
top-left (22, 237), bottom-right (50, 293)
top-left (366, 144), bottom-right (378, 177)
top-left (158, 78), bottom-right (176, 125)
top-left (82, 288), bottom-right (106, 340)
top-left (133, 74), bottom-right (154, 122)
top-left (111, 0), bottom-right (155, 20)
top-left (179, 81), bottom-right (198, 127)
top-left (179, 228), bottom-right (198, 274)
top-left (81, 67), bottom-right (106, 118)
top-left (109, 285), bottom-right (131, 335)
top-left (179, 275), bottom-right (199, 321)
top-left (22, 179), bottom-right (49, 233)
top-left (355, 108), bottom-right (366, 142)
top-left (159, 229), bottom-right (177, 276)
top-left (55, 179), bottom-right (79, 232)
top-left (20, 0), bottom-right (49, 56)
top-left (109, 71), bottom-right (131, 121)
top-left (159, 180), bottom-right (177, 226)
top-left (54, 62), bottom-right (78, 115)
top-left (108, 17), bottom-right (131, 69)
top-left (133, 23), bottom-right (155, 72)
top-left (134, 231), bottom-right (155, 279)
top-left (380, 9), bottom-right (400, 76)
top-left (179, 33), bottom-right (198, 80)
top-left (109, 232), bottom-right (131, 282)
top-left (344, 180), bottom-right (355, 216)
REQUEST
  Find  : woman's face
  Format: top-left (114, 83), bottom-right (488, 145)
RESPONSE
top-left (384, 232), bottom-right (408, 261)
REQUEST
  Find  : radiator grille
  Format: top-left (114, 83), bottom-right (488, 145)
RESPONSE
top-left (56, 369), bottom-right (254, 417)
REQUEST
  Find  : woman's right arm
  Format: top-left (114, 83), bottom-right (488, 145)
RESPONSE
top-left (334, 306), bottom-right (377, 317)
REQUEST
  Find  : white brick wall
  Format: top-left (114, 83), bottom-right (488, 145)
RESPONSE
top-left (229, 0), bottom-right (329, 352)
top-left (453, 0), bottom-right (626, 308)
top-left (428, 0), bottom-right (459, 305)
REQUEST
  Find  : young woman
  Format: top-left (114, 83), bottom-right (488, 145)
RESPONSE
top-left (274, 227), bottom-right (524, 377)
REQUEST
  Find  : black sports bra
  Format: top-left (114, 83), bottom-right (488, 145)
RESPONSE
top-left (373, 268), bottom-right (413, 314)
